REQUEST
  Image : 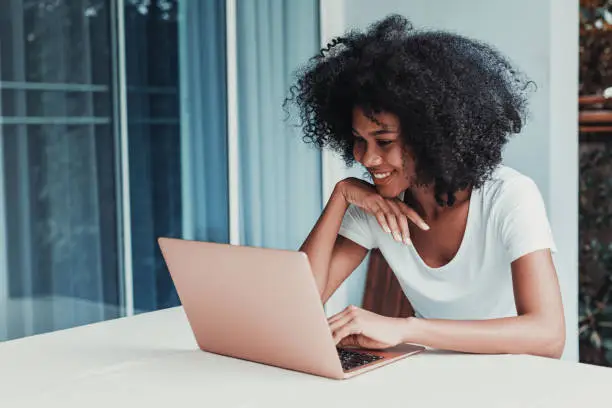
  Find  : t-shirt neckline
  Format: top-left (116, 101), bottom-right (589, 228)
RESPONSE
top-left (399, 187), bottom-right (477, 273)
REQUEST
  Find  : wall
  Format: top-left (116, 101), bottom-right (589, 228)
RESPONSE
top-left (320, 0), bottom-right (579, 361)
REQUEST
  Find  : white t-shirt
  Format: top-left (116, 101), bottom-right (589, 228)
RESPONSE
top-left (338, 166), bottom-right (557, 320)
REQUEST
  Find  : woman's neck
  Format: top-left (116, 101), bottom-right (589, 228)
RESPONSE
top-left (406, 185), bottom-right (472, 221)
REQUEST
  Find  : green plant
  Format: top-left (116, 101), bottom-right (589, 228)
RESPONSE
top-left (579, 145), bottom-right (612, 366)
top-left (578, 0), bottom-right (612, 367)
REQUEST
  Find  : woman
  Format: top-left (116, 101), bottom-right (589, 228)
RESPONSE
top-left (286, 15), bottom-right (565, 358)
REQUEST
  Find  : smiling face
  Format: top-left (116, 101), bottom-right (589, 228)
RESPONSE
top-left (352, 106), bottom-right (416, 198)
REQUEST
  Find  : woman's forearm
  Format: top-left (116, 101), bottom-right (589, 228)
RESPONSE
top-left (299, 184), bottom-right (349, 295)
top-left (401, 315), bottom-right (566, 359)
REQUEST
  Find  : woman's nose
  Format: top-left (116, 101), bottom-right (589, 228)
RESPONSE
top-left (362, 147), bottom-right (383, 167)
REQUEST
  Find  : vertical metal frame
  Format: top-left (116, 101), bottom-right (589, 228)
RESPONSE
top-left (0, 39), bottom-right (8, 340)
top-left (10, 0), bottom-right (34, 335)
top-left (178, 1), bottom-right (195, 241)
top-left (226, 0), bottom-right (240, 245)
top-left (111, 0), bottom-right (134, 316)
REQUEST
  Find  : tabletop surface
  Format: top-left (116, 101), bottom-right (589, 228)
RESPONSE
top-left (1, 306), bottom-right (611, 408)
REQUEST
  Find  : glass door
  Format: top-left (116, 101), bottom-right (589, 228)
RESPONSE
top-left (0, 0), bottom-right (120, 340)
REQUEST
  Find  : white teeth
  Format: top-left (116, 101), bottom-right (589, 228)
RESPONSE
top-left (373, 172), bottom-right (392, 179)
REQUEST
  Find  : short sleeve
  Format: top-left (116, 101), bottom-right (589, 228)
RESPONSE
top-left (338, 204), bottom-right (377, 249)
top-left (495, 177), bottom-right (557, 262)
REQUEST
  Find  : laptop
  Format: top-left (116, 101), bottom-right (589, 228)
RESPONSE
top-left (157, 237), bottom-right (425, 380)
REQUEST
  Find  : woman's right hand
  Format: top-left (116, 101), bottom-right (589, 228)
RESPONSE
top-left (336, 177), bottom-right (429, 245)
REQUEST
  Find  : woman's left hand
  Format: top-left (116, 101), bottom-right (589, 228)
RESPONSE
top-left (328, 305), bottom-right (409, 349)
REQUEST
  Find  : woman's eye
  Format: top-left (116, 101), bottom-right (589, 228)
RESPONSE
top-left (377, 140), bottom-right (393, 147)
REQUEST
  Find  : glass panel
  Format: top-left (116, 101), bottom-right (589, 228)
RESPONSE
top-left (125, 0), bottom-right (229, 313)
top-left (124, 0), bottom-right (180, 313)
top-left (0, 0), bottom-right (120, 341)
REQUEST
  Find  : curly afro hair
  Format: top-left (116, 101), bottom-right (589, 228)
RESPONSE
top-left (285, 14), bottom-right (534, 206)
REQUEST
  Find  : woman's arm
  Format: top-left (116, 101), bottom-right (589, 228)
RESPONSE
top-left (299, 182), bottom-right (368, 301)
top-left (301, 178), bottom-right (428, 303)
top-left (402, 249), bottom-right (566, 358)
top-left (329, 248), bottom-right (566, 358)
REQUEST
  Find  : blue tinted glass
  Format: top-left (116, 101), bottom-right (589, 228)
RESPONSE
top-left (126, 0), bottom-right (229, 313)
top-left (0, 1), bottom-right (120, 340)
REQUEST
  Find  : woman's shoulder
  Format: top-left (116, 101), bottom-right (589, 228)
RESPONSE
top-left (481, 165), bottom-right (540, 197)
top-left (479, 165), bottom-right (546, 214)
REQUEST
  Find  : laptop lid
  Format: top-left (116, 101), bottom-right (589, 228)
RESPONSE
top-left (158, 238), bottom-right (344, 378)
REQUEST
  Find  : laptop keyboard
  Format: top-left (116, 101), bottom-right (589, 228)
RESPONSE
top-left (337, 348), bottom-right (383, 371)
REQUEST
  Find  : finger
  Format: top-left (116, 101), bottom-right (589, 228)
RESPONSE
top-left (329, 312), bottom-right (354, 333)
top-left (373, 200), bottom-right (394, 234)
top-left (383, 201), bottom-right (408, 244)
top-left (387, 201), bottom-right (411, 245)
top-left (327, 305), bottom-right (356, 325)
top-left (397, 201), bottom-right (429, 230)
top-left (374, 210), bottom-right (391, 234)
top-left (385, 213), bottom-right (403, 243)
top-left (332, 321), bottom-right (361, 344)
top-left (327, 310), bottom-right (348, 325)
top-left (337, 334), bottom-right (360, 348)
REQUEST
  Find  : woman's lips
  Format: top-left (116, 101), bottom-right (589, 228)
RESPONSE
top-left (371, 170), bottom-right (395, 184)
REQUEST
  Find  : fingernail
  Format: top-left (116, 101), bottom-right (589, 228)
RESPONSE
top-left (393, 232), bottom-right (401, 242)
top-left (383, 226), bottom-right (391, 233)
top-left (404, 237), bottom-right (412, 246)
top-left (422, 223), bottom-right (430, 230)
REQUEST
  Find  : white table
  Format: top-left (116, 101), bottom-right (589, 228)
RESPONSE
top-left (1, 307), bottom-right (611, 407)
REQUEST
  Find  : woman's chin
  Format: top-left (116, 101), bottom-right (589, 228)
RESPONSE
top-left (376, 185), bottom-right (401, 198)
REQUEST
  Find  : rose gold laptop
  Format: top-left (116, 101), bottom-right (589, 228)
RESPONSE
top-left (158, 237), bottom-right (425, 380)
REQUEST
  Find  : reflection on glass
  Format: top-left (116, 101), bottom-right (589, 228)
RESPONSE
top-left (126, 0), bottom-right (230, 313)
top-left (0, 0), bottom-right (120, 340)
top-left (125, 0), bottom-right (182, 312)
top-left (0, 0), bottom-right (232, 339)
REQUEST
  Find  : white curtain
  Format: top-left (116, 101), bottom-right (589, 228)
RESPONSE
top-left (236, 0), bottom-right (322, 250)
